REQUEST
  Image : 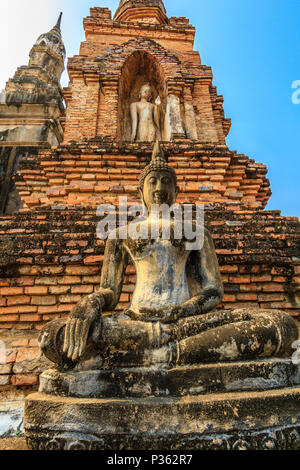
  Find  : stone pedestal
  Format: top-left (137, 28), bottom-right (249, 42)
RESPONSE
top-left (25, 359), bottom-right (300, 450)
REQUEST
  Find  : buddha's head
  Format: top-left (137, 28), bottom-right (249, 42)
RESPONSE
top-left (139, 141), bottom-right (179, 209)
top-left (139, 83), bottom-right (152, 102)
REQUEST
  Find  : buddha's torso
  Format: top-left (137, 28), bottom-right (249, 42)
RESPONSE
top-left (124, 227), bottom-right (191, 321)
top-left (135, 101), bottom-right (155, 123)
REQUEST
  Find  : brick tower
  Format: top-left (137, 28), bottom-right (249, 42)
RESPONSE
top-left (0, 14), bottom-right (65, 217)
top-left (0, 1), bottom-right (299, 435)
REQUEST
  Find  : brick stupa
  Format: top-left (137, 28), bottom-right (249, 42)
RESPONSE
top-left (0, 0), bottom-right (299, 441)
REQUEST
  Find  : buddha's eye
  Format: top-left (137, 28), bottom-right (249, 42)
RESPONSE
top-left (149, 178), bottom-right (156, 184)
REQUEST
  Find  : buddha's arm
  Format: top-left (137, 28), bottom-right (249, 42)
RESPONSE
top-left (63, 236), bottom-right (128, 362)
top-left (170, 229), bottom-right (224, 321)
top-left (99, 236), bottom-right (129, 310)
top-left (195, 228), bottom-right (224, 313)
top-left (130, 103), bottom-right (138, 142)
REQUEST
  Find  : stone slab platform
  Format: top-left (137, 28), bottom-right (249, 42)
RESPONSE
top-left (25, 387), bottom-right (300, 450)
top-left (39, 359), bottom-right (300, 398)
top-left (0, 438), bottom-right (28, 451)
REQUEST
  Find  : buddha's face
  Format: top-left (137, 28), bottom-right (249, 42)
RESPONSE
top-left (141, 170), bottom-right (179, 210)
top-left (139, 85), bottom-right (152, 102)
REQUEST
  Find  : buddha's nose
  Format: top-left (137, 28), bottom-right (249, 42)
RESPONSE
top-left (155, 180), bottom-right (163, 191)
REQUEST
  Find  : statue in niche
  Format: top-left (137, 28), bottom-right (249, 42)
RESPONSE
top-left (130, 83), bottom-right (162, 142)
top-left (40, 142), bottom-right (298, 370)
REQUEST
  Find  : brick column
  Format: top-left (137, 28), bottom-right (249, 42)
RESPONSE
top-left (96, 79), bottom-right (119, 139)
top-left (183, 83), bottom-right (198, 140)
top-left (64, 72), bottom-right (100, 142)
top-left (164, 82), bottom-right (185, 141)
top-left (193, 76), bottom-right (220, 144)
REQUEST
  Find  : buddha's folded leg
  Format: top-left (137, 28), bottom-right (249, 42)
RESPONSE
top-left (39, 313), bottom-right (172, 366)
top-left (173, 309), bottom-right (254, 341)
top-left (100, 313), bottom-right (170, 350)
top-left (174, 310), bottom-right (298, 364)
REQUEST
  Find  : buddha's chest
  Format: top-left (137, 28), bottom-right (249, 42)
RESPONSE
top-left (128, 239), bottom-right (191, 315)
top-left (126, 238), bottom-right (189, 279)
top-left (136, 102), bottom-right (154, 120)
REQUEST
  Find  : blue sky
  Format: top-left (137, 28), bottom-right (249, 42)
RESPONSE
top-left (0, 0), bottom-right (299, 216)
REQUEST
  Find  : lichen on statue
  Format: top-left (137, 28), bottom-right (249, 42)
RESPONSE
top-left (39, 142), bottom-right (298, 370)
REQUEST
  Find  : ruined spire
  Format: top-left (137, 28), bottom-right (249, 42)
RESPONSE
top-left (114, 0), bottom-right (167, 24)
top-left (33, 13), bottom-right (66, 59)
top-left (54, 12), bottom-right (63, 31)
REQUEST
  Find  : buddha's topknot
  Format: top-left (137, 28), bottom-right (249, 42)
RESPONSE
top-left (139, 141), bottom-right (177, 190)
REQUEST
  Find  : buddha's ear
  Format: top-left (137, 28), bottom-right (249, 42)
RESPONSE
top-left (175, 185), bottom-right (180, 197)
top-left (139, 188), bottom-right (146, 206)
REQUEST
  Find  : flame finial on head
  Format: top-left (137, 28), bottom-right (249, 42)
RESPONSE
top-left (139, 141), bottom-right (177, 189)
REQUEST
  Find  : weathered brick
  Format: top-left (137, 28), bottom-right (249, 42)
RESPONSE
top-left (220, 266), bottom-right (239, 273)
top-left (7, 296), bottom-right (31, 306)
top-left (65, 266), bottom-right (99, 275)
top-left (16, 347), bottom-right (41, 363)
top-left (0, 363), bottom-right (12, 374)
top-left (28, 338), bottom-right (39, 347)
top-left (71, 285), bottom-right (94, 294)
top-left (0, 315), bottom-right (19, 322)
top-left (58, 276), bottom-right (81, 285)
top-left (59, 294), bottom-right (81, 304)
top-left (0, 375), bottom-right (10, 386)
top-left (229, 277), bottom-right (251, 284)
top-left (11, 338), bottom-right (29, 347)
top-left (3, 350), bottom-right (17, 364)
top-left (262, 284), bottom-right (285, 293)
top-left (37, 305), bottom-right (59, 314)
top-left (237, 294), bottom-right (258, 301)
top-left (84, 256), bottom-right (104, 265)
top-left (49, 286), bottom-right (70, 295)
top-left (25, 286), bottom-right (48, 295)
top-left (251, 275), bottom-right (272, 283)
top-left (35, 277), bottom-right (59, 286)
top-left (31, 296), bottom-right (56, 306)
top-left (19, 314), bottom-right (41, 322)
top-left (0, 287), bottom-right (24, 296)
top-left (11, 375), bottom-right (38, 386)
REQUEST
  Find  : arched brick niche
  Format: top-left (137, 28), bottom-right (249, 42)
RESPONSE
top-left (117, 50), bottom-right (167, 141)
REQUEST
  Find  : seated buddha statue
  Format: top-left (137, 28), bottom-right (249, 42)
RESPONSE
top-left (39, 143), bottom-right (298, 371)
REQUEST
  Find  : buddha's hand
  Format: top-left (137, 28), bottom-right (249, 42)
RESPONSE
top-left (169, 288), bottom-right (222, 321)
top-left (63, 293), bottom-right (104, 362)
top-left (169, 296), bottom-right (206, 321)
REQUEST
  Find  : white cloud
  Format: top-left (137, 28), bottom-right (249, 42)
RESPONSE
top-left (0, 0), bottom-right (120, 91)
top-left (0, 1), bottom-right (63, 91)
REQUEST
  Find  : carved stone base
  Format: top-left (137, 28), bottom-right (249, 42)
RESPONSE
top-left (25, 360), bottom-right (300, 450)
top-left (39, 359), bottom-right (300, 398)
top-left (25, 387), bottom-right (300, 450)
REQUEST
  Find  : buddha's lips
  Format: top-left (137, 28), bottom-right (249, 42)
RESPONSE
top-left (152, 192), bottom-right (168, 203)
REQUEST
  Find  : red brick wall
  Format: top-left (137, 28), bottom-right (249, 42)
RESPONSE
top-left (14, 143), bottom-right (270, 210)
